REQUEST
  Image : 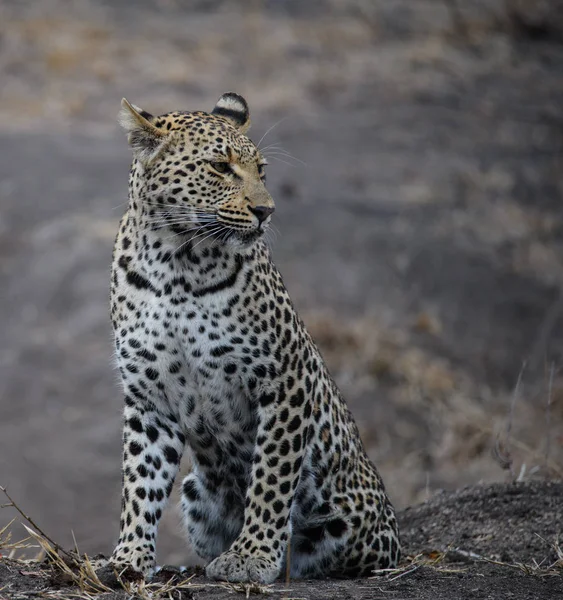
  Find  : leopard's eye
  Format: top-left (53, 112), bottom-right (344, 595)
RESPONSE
top-left (258, 163), bottom-right (267, 182)
top-left (210, 161), bottom-right (231, 174)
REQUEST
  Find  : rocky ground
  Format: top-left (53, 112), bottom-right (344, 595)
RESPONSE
top-left (1, 482), bottom-right (562, 599)
top-left (0, 0), bottom-right (562, 594)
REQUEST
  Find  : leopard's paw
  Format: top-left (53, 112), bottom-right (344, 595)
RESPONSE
top-left (109, 544), bottom-right (155, 577)
top-left (206, 550), bottom-right (279, 583)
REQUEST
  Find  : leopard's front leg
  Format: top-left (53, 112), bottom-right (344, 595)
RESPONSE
top-left (111, 397), bottom-right (185, 575)
top-left (206, 383), bottom-right (313, 584)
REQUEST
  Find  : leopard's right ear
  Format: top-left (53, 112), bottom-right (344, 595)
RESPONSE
top-left (118, 98), bottom-right (167, 164)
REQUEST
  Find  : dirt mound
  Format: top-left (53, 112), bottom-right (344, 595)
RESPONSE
top-left (400, 480), bottom-right (563, 564)
top-left (1, 482), bottom-right (561, 599)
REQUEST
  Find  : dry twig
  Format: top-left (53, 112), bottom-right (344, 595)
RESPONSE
top-left (492, 362), bottom-right (526, 479)
top-left (0, 486), bottom-right (75, 563)
top-left (544, 362), bottom-right (554, 471)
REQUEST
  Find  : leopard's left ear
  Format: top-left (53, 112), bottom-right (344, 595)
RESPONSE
top-left (212, 92), bottom-right (251, 134)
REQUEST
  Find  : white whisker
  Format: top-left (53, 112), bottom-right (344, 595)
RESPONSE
top-left (191, 226), bottom-right (226, 250)
top-left (162, 224), bottom-right (213, 241)
top-left (262, 151), bottom-right (306, 167)
top-left (219, 228), bottom-right (231, 244)
top-left (146, 218), bottom-right (216, 228)
top-left (256, 118), bottom-right (287, 149)
top-left (264, 155), bottom-right (296, 168)
top-left (170, 225), bottom-right (223, 259)
top-left (259, 143), bottom-right (285, 153)
top-left (188, 225), bottom-right (222, 242)
top-left (148, 222), bottom-right (206, 232)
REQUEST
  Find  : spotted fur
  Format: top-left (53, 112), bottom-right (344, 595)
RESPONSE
top-left (110, 93), bottom-right (400, 583)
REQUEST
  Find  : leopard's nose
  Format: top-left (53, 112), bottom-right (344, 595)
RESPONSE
top-left (249, 205), bottom-right (275, 224)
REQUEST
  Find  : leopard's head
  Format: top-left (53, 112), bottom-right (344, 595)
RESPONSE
top-left (119, 92), bottom-right (274, 247)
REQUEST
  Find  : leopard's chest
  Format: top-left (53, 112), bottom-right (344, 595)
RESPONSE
top-left (159, 298), bottom-right (263, 471)
top-left (113, 245), bottom-right (283, 473)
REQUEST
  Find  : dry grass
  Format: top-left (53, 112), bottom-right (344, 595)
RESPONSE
top-left (450, 535), bottom-right (563, 578)
top-left (0, 521), bottom-right (214, 600)
top-left (223, 582), bottom-right (274, 598)
top-left (369, 538), bottom-right (563, 583)
top-left (0, 486), bottom-right (256, 600)
top-left (0, 519), bottom-right (42, 561)
top-left (370, 550), bottom-right (468, 581)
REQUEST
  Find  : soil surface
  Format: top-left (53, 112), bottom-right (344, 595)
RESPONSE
top-left (1, 482), bottom-right (562, 599)
top-left (1, 0), bottom-right (563, 584)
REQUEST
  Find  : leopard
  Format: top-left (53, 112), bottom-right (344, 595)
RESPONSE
top-left (109, 92), bottom-right (400, 584)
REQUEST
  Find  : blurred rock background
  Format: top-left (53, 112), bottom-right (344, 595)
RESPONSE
top-left (0, 0), bottom-right (562, 566)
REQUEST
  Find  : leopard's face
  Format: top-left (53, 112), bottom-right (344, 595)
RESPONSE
top-left (120, 93), bottom-right (275, 247)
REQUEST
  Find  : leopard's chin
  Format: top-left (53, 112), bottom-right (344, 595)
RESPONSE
top-left (227, 228), bottom-right (265, 247)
